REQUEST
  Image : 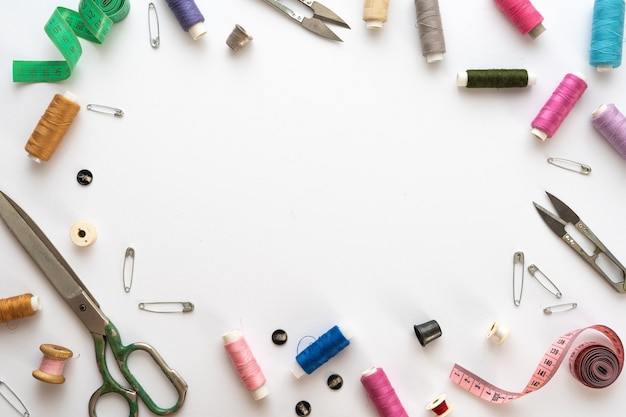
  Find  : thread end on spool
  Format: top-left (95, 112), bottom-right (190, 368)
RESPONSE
top-left (531, 128), bottom-right (548, 141)
top-left (365, 20), bottom-right (384, 29)
top-left (291, 361), bottom-right (306, 378)
top-left (251, 384), bottom-right (269, 400)
top-left (592, 103), bottom-right (609, 118)
top-left (426, 53), bottom-right (444, 63)
top-left (528, 23), bottom-right (545, 39)
top-left (456, 71), bottom-right (468, 87)
top-left (222, 329), bottom-right (242, 344)
top-left (188, 22), bottom-right (207, 40)
top-left (31, 295), bottom-right (42, 312)
top-left (596, 65), bottom-right (613, 73)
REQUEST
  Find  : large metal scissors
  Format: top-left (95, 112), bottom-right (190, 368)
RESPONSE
top-left (0, 190), bottom-right (188, 417)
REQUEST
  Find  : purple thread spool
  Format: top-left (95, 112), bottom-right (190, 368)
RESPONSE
top-left (592, 103), bottom-right (626, 159)
top-left (531, 72), bottom-right (588, 141)
top-left (165, 0), bottom-right (207, 40)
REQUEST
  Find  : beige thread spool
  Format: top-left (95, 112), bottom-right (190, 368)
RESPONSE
top-left (25, 91), bottom-right (80, 163)
top-left (70, 221), bottom-right (98, 247)
top-left (487, 320), bottom-right (510, 345)
top-left (226, 24), bottom-right (253, 51)
top-left (363, 0), bottom-right (389, 29)
top-left (0, 293), bottom-right (41, 323)
top-left (32, 344), bottom-right (73, 384)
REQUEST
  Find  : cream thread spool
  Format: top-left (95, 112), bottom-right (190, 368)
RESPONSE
top-left (426, 394), bottom-right (453, 417)
top-left (363, 0), bottom-right (389, 29)
top-left (487, 320), bottom-right (510, 344)
top-left (32, 344), bottom-right (73, 384)
top-left (0, 293), bottom-right (41, 323)
top-left (25, 91), bottom-right (80, 163)
top-left (70, 221), bottom-right (98, 247)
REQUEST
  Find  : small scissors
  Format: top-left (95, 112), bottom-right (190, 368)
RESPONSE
top-left (533, 191), bottom-right (626, 293)
top-left (0, 191), bottom-right (188, 417)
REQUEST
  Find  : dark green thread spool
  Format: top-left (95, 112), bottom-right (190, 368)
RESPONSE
top-left (458, 69), bottom-right (536, 88)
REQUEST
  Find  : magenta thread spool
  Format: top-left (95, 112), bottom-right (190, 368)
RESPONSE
top-left (222, 330), bottom-right (269, 400)
top-left (494, 0), bottom-right (545, 38)
top-left (361, 367), bottom-right (409, 417)
top-left (531, 72), bottom-right (588, 141)
top-left (591, 103), bottom-right (626, 159)
top-left (414, 320), bottom-right (442, 346)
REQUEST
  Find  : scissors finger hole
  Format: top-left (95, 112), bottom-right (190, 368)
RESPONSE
top-left (127, 350), bottom-right (181, 408)
top-left (93, 393), bottom-right (130, 417)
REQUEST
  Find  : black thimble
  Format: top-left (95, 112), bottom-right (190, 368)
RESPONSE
top-left (413, 319), bottom-right (442, 346)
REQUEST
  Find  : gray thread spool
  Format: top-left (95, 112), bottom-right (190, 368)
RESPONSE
top-left (414, 0), bottom-right (446, 63)
top-left (414, 320), bottom-right (442, 346)
top-left (226, 24), bottom-right (253, 51)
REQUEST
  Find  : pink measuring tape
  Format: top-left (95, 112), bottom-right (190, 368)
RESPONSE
top-left (450, 324), bottom-right (623, 403)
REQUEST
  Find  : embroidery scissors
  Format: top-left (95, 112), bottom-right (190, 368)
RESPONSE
top-left (533, 191), bottom-right (626, 293)
top-left (259, 0), bottom-right (350, 41)
top-left (0, 191), bottom-right (188, 417)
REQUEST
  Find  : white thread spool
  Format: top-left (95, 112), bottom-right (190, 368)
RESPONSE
top-left (487, 320), bottom-right (510, 344)
top-left (70, 221), bottom-right (98, 247)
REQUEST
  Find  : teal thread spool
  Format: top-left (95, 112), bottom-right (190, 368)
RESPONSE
top-left (590, 0), bottom-right (625, 72)
top-left (457, 69), bottom-right (537, 88)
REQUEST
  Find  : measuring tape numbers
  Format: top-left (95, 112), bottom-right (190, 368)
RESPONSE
top-left (450, 324), bottom-right (624, 403)
top-left (13, 0), bottom-right (129, 83)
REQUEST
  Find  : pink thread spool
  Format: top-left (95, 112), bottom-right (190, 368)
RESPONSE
top-left (494, 0), bottom-right (545, 38)
top-left (360, 367), bottom-right (409, 417)
top-left (591, 103), bottom-right (626, 159)
top-left (32, 344), bottom-right (73, 384)
top-left (222, 330), bottom-right (269, 400)
top-left (426, 394), bottom-right (453, 417)
top-left (531, 72), bottom-right (588, 141)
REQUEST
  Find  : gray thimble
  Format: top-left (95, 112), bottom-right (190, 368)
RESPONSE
top-left (413, 319), bottom-right (442, 346)
top-left (226, 24), bottom-right (253, 51)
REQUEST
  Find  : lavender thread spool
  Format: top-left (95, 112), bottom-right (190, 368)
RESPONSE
top-left (165, 0), bottom-right (207, 40)
top-left (591, 103), bottom-right (626, 159)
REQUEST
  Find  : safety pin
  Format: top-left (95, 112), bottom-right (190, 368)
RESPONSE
top-left (138, 301), bottom-right (194, 313)
top-left (547, 157), bottom-right (591, 175)
top-left (0, 377), bottom-right (30, 417)
top-left (123, 247), bottom-right (135, 293)
top-left (86, 104), bottom-right (124, 117)
top-left (543, 302), bottom-right (578, 315)
top-left (148, 3), bottom-right (160, 48)
top-left (513, 251), bottom-right (524, 306)
top-left (528, 264), bottom-right (562, 298)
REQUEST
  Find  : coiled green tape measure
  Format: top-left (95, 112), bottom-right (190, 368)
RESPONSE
top-left (13, 0), bottom-right (129, 82)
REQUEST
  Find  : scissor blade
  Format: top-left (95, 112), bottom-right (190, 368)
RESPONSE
top-left (302, 17), bottom-right (342, 41)
top-left (310, 1), bottom-right (350, 28)
top-left (546, 192), bottom-right (580, 224)
top-left (533, 202), bottom-right (568, 238)
top-left (0, 191), bottom-right (107, 334)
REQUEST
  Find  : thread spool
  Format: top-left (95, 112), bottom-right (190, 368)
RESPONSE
top-left (291, 325), bottom-right (353, 378)
top-left (457, 69), bottom-right (537, 88)
top-left (32, 344), bottom-right (73, 384)
top-left (360, 367), bottom-right (409, 417)
top-left (415, 0), bottom-right (446, 62)
top-left (363, 0), bottom-right (389, 29)
top-left (413, 319), bottom-right (442, 346)
top-left (592, 103), bottom-right (626, 159)
top-left (70, 221), bottom-right (98, 247)
top-left (426, 394), bottom-right (453, 417)
top-left (590, 0), bottom-right (625, 72)
top-left (487, 320), bottom-right (510, 344)
top-left (164, 0), bottom-right (207, 40)
top-left (531, 72), bottom-right (587, 141)
top-left (24, 91), bottom-right (80, 163)
top-left (494, 0), bottom-right (545, 38)
top-left (222, 330), bottom-right (269, 400)
top-left (0, 293), bottom-right (41, 323)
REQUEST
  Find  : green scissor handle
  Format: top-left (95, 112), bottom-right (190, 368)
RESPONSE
top-left (88, 322), bottom-right (188, 417)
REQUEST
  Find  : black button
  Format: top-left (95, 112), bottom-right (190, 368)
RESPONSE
top-left (272, 329), bottom-right (288, 345)
top-left (295, 400), bottom-right (311, 416)
top-left (76, 169), bottom-right (93, 185)
top-left (327, 374), bottom-right (343, 390)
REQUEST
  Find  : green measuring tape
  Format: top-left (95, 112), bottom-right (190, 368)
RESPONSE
top-left (13, 0), bottom-right (130, 82)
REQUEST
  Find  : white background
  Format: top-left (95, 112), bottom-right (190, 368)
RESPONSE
top-left (2, 0), bottom-right (626, 416)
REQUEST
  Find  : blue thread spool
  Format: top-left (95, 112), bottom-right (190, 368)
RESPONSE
top-left (590, 0), bottom-right (625, 72)
top-left (291, 325), bottom-right (353, 378)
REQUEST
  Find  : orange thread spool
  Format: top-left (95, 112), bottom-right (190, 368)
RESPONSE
top-left (25, 92), bottom-right (80, 163)
top-left (32, 344), bottom-right (73, 384)
top-left (0, 293), bottom-right (41, 323)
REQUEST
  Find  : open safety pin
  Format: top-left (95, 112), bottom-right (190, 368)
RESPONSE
top-left (0, 377), bottom-right (30, 417)
top-left (138, 302), bottom-right (194, 313)
top-left (86, 104), bottom-right (124, 117)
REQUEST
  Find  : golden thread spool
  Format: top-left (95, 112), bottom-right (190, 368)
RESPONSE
top-left (0, 293), bottom-right (41, 323)
top-left (25, 92), bottom-right (80, 163)
top-left (363, 0), bottom-right (389, 29)
top-left (32, 344), bottom-right (73, 384)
